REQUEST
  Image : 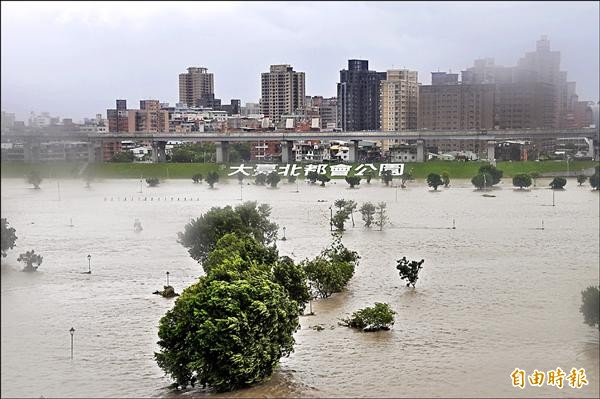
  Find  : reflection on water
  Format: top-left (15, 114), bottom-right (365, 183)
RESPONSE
top-left (1, 177), bottom-right (598, 398)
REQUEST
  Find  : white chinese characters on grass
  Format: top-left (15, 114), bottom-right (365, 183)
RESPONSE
top-left (228, 163), bottom-right (405, 177)
top-left (330, 164), bottom-right (352, 177)
top-left (354, 163), bottom-right (377, 176)
top-left (379, 163), bottom-right (405, 176)
top-left (228, 164), bottom-right (253, 176)
top-left (253, 164), bottom-right (277, 176)
top-left (304, 164), bottom-right (329, 175)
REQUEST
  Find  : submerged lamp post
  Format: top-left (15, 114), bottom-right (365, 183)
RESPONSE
top-left (329, 206), bottom-right (333, 232)
top-left (87, 254), bottom-right (91, 274)
top-left (282, 226), bottom-right (287, 241)
top-left (69, 327), bottom-right (75, 360)
top-left (166, 271), bottom-right (170, 287)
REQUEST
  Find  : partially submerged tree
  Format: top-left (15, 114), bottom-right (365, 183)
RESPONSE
top-left (17, 250), bottom-right (43, 272)
top-left (577, 175), bottom-right (587, 186)
top-left (471, 173), bottom-right (492, 190)
top-left (530, 171), bottom-right (540, 187)
top-left (27, 171), bottom-right (42, 189)
top-left (1, 218), bottom-right (17, 257)
top-left (306, 171), bottom-right (319, 184)
top-left (266, 171), bottom-right (281, 188)
top-left (441, 171), bottom-right (450, 188)
top-left (206, 171), bottom-right (219, 188)
top-left (340, 303), bottom-right (396, 332)
top-left (590, 172), bottom-right (600, 190)
top-left (255, 173), bottom-right (267, 186)
top-left (146, 177), bottom-right (160, 187)
top-left (579, 285), bottom-right (599, 329)
top-left (381, 170), bottom-right (393, 186)
top-left (512, 173), bottom-right (532, 189)
top-left (396, 257), bottom-right (424, 288)
top-left (287, 175), bottom-right (297, 184)
top-left (178, 201), bottom-right (278, 265)
top-left (549, 177), bottom-right (567, 190)
top-left (273, 256), bottom-right (311, 313)
top-left (345, 175), bottom-right (361, 188)
top-left (359, 202), bottom-right (376, 228)
top-left (374, 202), bottom-right (388, 231)
top-left (316, 174), bottom-right (330, 187)
top-left (426, 173), bottom-right (443, 191)
top-left (202, 233), bottom-right (278, 276)
top-left (364, 170), bottom-right (375, 184)
top-left (478, 165), bottom-right (503, 186)
top-left (192, 173), bottom-right (203, 183)
top-left (155, 266), bottom-right (300, 392)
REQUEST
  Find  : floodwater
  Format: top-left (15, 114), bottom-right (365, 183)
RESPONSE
top-left (1, 176), bottom-right (598, 398)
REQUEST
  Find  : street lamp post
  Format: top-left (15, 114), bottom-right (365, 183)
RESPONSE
top-left (329, 206), bottom-right (333, 232)
top-left (282, 227), bottom-right (287, 241)
top-left (166, 271), bottom-right (170, 287)
top-left (87, 254), bottom-right (91, 274)
top-left (69, 327), bottom-right (75, 360)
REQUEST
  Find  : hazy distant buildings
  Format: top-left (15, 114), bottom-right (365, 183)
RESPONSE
top-left (418, 72), bottom-right (495, 131)
top-left (380, 69), bottom-right (419, 131)
top-left (179, 67), bottom-right (215, 108)
top-left (337, 59), bottom-right (386, 131)
top-left (260, 64), bottom-right (305, 124)
top-left (107, 99), bottom-right (169, 133)
top-left (107, 99), bottom-right (129, 132)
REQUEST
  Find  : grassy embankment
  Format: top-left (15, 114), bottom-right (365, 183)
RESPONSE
top-left (1, 160), bottom-right (598, 180)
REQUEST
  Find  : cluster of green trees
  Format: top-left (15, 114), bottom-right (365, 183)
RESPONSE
top-left (340, 303), bottom-right (396, 331)
top-left (471, 165), bottom-right (503, 189)
top-left (1, 219), bottom-right (44, 273)
top-left (111, 151), bottom-right (135, 163)
top-left (331, 199), bottom-right (388, 232)
top-left (254, 172), bottom-right (281, 188)
top-left (146, 177), bottom-right (160, 187)
top-left (590, 166), bottom-right (600, 190)
top-left (157, 202), bottom-right (361, 392)
top-left (580, 285), bottom-right (599, 330)
top-left (396, 257), bottom-right (425, 288)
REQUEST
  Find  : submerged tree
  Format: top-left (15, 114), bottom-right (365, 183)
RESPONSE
top-left (306, 171), bottom-right (319, 184)
top-left (549, 177), bottom-right (567, 190)
top-left (400, 170), bottom-right (412, 188)
top-left (478, 165), bottom-right (503, 186)
top-left (340, 303), bottom-right (396, 332)
top-left (590, 172), bottom-right (600, 190)
top-left (146, 177), bottom-right (160, 187)
top-left (273, 256), bottom-right (311, 313)
top-left (255, 173), bottom-right (267, 186)
top-left (316, 174), bottom-right (331, 187)
top-left (1, 218), bottom-right (17, 257)
top-left (579, 285), bottom-right (599, 329)
top-left (345, 175), bottom-right (361, 188)
top-left (17, 250), bottom-right (43, 272)
top-left (396, 257), bottom-right (424, 288)
top-left (426, 173), bottom-right (443, 191)
top-left (471, 173), bottom-right (492, 190)
top-left (206, 171), bottom-right (219, 188)
top-left (266, 171), bottom-right (281, 188)
top-left (364, 170), bottom-right (375, 184)
top-left (530, 171), bottom-right (540, 187)
top-left (192, 173), bottom-right (203, 183)
top-left (27, 171), bottom-right (42, 189)
top-left (577, 175), bottom-right (587, 186)
top-left (512, 173), bottom-right (532, 189)
top-left (374, 202), bottom-right (388, 231)
top-left (359, 202), bottom-right (376, 228)
top-left (381, 170), bottom-right (393, 186)
top-left (441, 171), bottom-right (450, 188)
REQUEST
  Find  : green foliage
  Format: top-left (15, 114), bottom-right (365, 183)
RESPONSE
top-left (471, 173), bottom-right (492, 189)
top-left (255, 173), bottom-right (267, 186)
top-left (590, 172), bottom-right (600, 190)
top-left (512, 173), bottom-right (532, 189)
top-left (441, 171), bottom-right (450, 188)
top-left (332, 199), bottom-right (357, 231)
top-left (426, 173), bottom-right (443, 190)
top-left (579, 286), bottom-right (599, 329)
top-left (273, 256), bottom-right (311, 312)
top-left (381, 170), bottom-right (393, 186)
top-left (1, 218), bottom-right (17, 257)
top-left (266, 171), bottom-right (281, 188)
top-left (530, 171), bottom-right (540, 186)
top-left (27, 170), bottom-right (42, 189)
top-left (478, 164), bottom-right (503, 186)
top-left (155, 269), bottom-right (300, 392)
top-left (206, 171), bottom-right (219, 188)
top-left (306, 171), bottom-right (319, 184)
top-left (345, 175), bottom-right (361, 188)
top-left (374, 202), bottom-right (388, 231)
top-left (359, 202), bottom-right (376, 227)
top-left (364, 170), bottom-right (375, 183)
top-left (17, 250), bottom-right (43, 272)
top-left (396, 257), bottom-right (424, 288)
top-left (170, 143), bottom-right (217, 163)
top-left (340, 303), bottom-right (396, 331)
top-left (400, 170), bottom-right (412, 188)
top-left (576, 175), bottom-right (587, 186)
top-left (287, 175), bottom-right (297, 183)
top-left (302, 236), bottom-right (359, 299)
top-left (549, 177), bottom-right (567, 189)
top-left (178, 202), bottom-right (278, 265)
top-left (202, 233), bottom-right (278, 276)
top-left (316, 174), bottom-right (330, 186)
top-left (146, 177), bottom-right (160, 187)
top-left (110, 151), bottom-right (134, 163)
top-left (192, 173), bottom-right (203, 183)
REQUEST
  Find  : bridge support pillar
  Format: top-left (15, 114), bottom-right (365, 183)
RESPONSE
top-left (416, 140), bottom-right (425, 162)
top-left (152, 141), bottom-right (167, 163)
top-left (487, 141), bottom-right (496, 162)
top-left (215, 141), bottom-right (229, 163)
top-left (281, 140), bottom-right (294, 163)
top-left (348, 140), bottom-right (359, 162)
top-left (88, 141), bottom-right (100, 162)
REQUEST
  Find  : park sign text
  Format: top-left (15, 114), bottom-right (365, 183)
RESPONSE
top-left (228, 163), bottom-right (405, 177)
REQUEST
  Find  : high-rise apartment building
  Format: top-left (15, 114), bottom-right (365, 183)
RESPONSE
top-left (179, 67), bottom-right (215, 108)
top-left (380, 69), bottom-right (419, 131)
top-left (107, 99), bottom-right (129, 132)
top-left (418, 72), bottom-right (495, 131)
top-left (337, 60), bottom-right (386, 131)
top-left (260, 64), bottom-right (305, 123)
top-left (131, 100), bottom-right (169, 133)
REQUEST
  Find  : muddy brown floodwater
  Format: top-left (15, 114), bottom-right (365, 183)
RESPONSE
top-left (1, 177), bottom-right (598, 398)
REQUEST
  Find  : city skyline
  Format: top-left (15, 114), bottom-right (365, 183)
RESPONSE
top-left (1, 1), bottom-right (599, 122)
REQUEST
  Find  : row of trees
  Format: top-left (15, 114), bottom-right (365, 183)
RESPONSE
top-left (331, 199), bottom-right (388, 232)
top-left (1, 218), bottom-right (44, 272)
top-left (157, 202), bottom-right (361, 392)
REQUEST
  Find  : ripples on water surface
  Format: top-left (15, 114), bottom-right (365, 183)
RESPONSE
top-left (1, 177), bottom-right (598, 398)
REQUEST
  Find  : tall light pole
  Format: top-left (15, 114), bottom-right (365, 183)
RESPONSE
top-left (329, 206), bottom-right (333, 232)
top-left (282, 226), bottom-right (287, 241)
top-left (69, 327), bottom-right (75, 360)
top-left (87, 254), bottom-right (91, 274)
top-left (166, 271), bottom-right (170, 287)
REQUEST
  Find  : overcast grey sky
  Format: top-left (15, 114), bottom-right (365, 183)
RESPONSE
top-left (1, 1), bottom-right (599, 122)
